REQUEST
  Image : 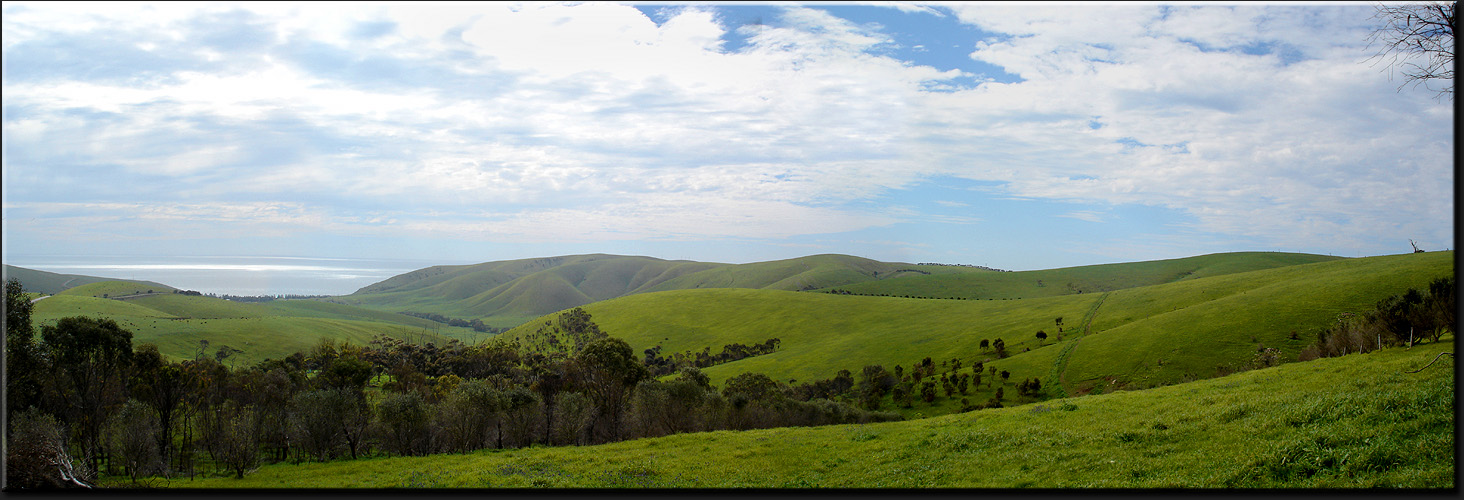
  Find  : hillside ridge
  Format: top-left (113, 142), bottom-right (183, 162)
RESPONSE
top-left (3, 264), bottom-right (176, 295)
top-left (340, 251), bottom-right (1344, 326)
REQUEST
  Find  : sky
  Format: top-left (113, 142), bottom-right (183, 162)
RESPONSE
top-left (1, 1), bottom-right (1454, 281)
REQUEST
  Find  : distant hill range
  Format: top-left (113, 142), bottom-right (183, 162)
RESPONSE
top-left (3, 264), bottom-right (176, 296)
top-left (337, 252), bottom-right (1346, 328)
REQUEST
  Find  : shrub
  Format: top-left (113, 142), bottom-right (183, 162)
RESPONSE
top-left (7, 408), bottom-right (90, 488)
top-left (1299, 277), bottom-right (1455, 361)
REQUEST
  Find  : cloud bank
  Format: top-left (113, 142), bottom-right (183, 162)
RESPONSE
top-left (2, 2), bottom-right (1452, 265)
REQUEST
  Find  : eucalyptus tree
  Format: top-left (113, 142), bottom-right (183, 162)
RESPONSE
top-left (39, 316), bottom-right (134, 475)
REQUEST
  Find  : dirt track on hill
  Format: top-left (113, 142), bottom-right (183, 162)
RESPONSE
top-left (1056, 291), bottom-right (1110, 396)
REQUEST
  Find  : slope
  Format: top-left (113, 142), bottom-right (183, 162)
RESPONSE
top-left (30, 282), bottom-right (464, 365)
top-left (175, 336), bottom-right (1455, 488)
top-left (824, 251), bottom-right (1345, 300)
top-left (3, 264), bottom-right (176, 295)
top-left (634, 254), bottom-right (937, 293)
top-left (343, 251), bottom-right (1339, 331)
top-left (337, 255), bottom-right (714, 326)
top-left (504, 251), bottom-right (1451, 413)
top-left (339, 254), bottom-right (963, 328)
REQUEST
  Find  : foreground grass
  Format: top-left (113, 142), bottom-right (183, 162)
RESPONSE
top-left (169, 337), bottom-right (1454, 489)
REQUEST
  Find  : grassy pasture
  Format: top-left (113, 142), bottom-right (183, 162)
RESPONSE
top-left (340, 254), bottom-right (985, 329)
top-left (828, 251), bottom-right (1343, 299)
top-left (56, 280), bottom-right (174, 299)
top-left (1064, 250), bottom-right (1454, 391)
top-left (637, 254), bottom-right (963, 293)
top-left (169, 337), bottom-right (1454, 488)
top-left (29, 294), bottom-right (179, 319)
top-left (30, 284), bottom-right (466, 365)
top-left (3, 264), bottom-right (175, 295)
top-left (342, 251), bottom-right (1338, 333)
top-left (505, 251), bottom-right (1451, 412)
top-left (507, 288), bottom-right (1101, 389)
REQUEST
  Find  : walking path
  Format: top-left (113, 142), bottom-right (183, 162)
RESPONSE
top-left (1051, 291), bottom-right (1110, 397)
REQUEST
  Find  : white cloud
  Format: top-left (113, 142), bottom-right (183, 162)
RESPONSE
top-left (1, 2), bottom-right (1452, 260)
top-left (1058, 211), bottom-right (1105, 223)
top-left (923, 2), bottom-right (1452, 251)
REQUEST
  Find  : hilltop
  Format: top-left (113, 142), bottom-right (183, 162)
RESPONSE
top-left (821, 251), bottom-right (1344, 299)
top-left (3, 264), bottom-right (175, 296)
top-left (336, 253), bottom-right (975, 328)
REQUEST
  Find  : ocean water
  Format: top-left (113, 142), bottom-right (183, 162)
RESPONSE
top-left (3, 255), bottom-right (448, 296)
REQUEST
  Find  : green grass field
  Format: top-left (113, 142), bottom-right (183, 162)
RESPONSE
top-left (337, 254), bottom-right (984, 329)
top-left (339, 251), bottom-right (1343, 334)
top-left (166, 336), bottom-right (1455, 488)
top-left (30, 283), bottom-right (470, 365)
top-left (56, 280), bottom-right (175, 299)
top-left (503, 251), bottom-right (1452, 416)
top-left (3, 264), bottom-right (175, 296)
top-left (826, 251), bottom-right (1344, 299)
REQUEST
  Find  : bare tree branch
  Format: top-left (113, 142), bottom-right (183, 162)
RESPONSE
top-left (1365, 2), bottom-right (1455, 99)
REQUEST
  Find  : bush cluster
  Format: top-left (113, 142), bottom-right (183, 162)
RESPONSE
top-left (1298, 276), bottom-right (1453, 361)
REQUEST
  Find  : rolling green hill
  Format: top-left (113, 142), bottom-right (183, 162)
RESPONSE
top-left (172, 336), bottom-right (1455, 488)
top-left (336, 254), bottom-right (704, 327)
top-left (30, 282), bottom-right (467, 365)
top-left (505, 251), bottom-right (1452, 416)
top-left (823, 251), bottom-right (1345, 300)
top-left (336, 254), bottom-right (974, 328)
top-left (340, 251), bottom-right (1336, 330)
top-left (636, 254), bottom-right (942, 292)
top-left (3, 264), bottom-right (175, 295)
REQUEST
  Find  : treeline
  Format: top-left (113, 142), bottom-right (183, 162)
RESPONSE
top-left (219, 294), bottom-right (336, 303)
top-left (821, 289), bottom-right (977, 300)
top-left (170, 290), bottom-right (334, 302)
top-left (398, 311), bottom-right (503, 333)
top-left (917, 262), bottom-right (1011, 272)
top-left (641, 339), bottom-right (781, 377)
top-left (1298, 276), bottom-right (1454, 360)
top-left (4, 281), bottom-right (899, 488)
top-left (782, 349), bottom-right (1046, 418)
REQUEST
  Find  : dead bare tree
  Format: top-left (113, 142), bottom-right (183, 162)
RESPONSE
top-left (1365, 2), bottom-right (1456, 99)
